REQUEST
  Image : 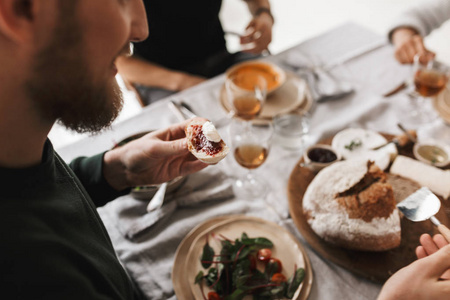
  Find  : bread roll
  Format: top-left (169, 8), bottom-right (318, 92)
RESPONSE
top-left (303, 159), bottom-right (401, 251)
top-left (185, 117), bottom-right (229, 164)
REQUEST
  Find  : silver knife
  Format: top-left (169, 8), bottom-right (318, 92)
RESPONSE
top-left (168, 100), bottom-right (196, 121)
top-left (178, 100), bottom-right (232, 128)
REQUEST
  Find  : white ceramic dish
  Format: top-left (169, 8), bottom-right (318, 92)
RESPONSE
top-left (331, 128), bottom-right (387, 160)
top-left (303, 144), bottom-right (341, 172)
top-left (413, 140), bottom-right (450, 168)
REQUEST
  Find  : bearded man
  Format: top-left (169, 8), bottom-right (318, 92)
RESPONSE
top-left (0, 0), bottom-right (206, 298)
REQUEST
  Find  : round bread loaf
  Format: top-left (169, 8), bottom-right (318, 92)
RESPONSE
top-left (185, 117), bottom-right (229, 164)
top-left (303, 159), bottom-right (401, 251)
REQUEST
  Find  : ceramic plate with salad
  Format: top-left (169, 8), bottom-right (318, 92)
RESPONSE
top-left (183, 216), bottom-right (312, 300)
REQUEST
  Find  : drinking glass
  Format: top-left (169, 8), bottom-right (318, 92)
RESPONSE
top-left (225, 73), bottom-right (267, 125)
top-left (410, 54), bottom-right (449, 124)
top-left (229, 119), bottom-right (273, 198)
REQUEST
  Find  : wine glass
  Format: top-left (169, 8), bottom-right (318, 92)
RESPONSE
top-left (410, 54), bottom-right (449, 124)
top-left (229, 119), bottom-right (273, 198)
top-left (225, 73), bottom-right (267, 126)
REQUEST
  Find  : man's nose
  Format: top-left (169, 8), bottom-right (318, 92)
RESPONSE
top-left (129, 0), bottom-right (149, 42)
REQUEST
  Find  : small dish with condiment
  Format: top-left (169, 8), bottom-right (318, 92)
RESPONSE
top-left (225, 60), bottom-right (287, 94)
top-left (303, 144), bottom-right (341, 172)
top-left (413, 141), bottom-right (450, 168)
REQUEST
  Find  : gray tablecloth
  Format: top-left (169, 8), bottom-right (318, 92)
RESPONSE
top-left (57, 22), bottom-right (450, 300)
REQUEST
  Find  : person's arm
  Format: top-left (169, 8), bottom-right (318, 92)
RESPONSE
top-left (388, 0), bottom-right (450, 64)
top-left (102, 119), bottom-right (208, 191)
top-left (377, 243), bottom-right (450, 300)
top-left (391, 27), bottom-right (435, 64)
top-left (70, 120), bottom-right (208, 205)
top-left (69, 153), bottom-right (129, 206)
top-left (240, 0), bottom-right (274, 54)
top-left (116, 55), bottom-right (206, 91)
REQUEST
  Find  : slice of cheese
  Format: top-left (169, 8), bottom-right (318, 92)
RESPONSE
top-left (390, 155), bottom-right (450, 199)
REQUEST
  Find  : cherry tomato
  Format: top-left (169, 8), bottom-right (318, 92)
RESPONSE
top-left (208, 291), bottom-right (221, 300)
top-left (257, 248), bottom-right (272, 262)
top-left (271, 273), bottom-right (287, 284)
top-left (248, 254), bottom-right (257, 270)
top-left (267, 258), bottom-right (283, 273)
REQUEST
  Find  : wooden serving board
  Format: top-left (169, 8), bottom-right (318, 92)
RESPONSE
top-left (288, 134), bottom-right (450, 283)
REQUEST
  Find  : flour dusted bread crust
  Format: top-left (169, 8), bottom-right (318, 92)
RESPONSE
top-left (185, 117), bottom-right (229, 164)
top-left (303, 159), bottom-right (401, 251)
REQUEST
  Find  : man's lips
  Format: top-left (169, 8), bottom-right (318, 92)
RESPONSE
top-left (112, 63), bottom-right (118, 76)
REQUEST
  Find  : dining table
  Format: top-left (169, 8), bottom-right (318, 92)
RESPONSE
top-left (56, 22), bottom-right (450, 300)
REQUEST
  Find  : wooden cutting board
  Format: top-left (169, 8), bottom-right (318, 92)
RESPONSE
top-left (288, 134), bottom-right (450, 283)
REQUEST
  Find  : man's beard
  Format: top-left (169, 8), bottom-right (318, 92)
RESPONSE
top-left (25, 5), bottom-right (124, 134)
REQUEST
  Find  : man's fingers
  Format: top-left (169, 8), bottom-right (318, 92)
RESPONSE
top-left (151, 120), bottom-right (191, 141)
top-left (422, 244), bottom-right (450, 278)
top-left (416, 246), bottom-right (427, 259)
top-left (412, 35), bottom-right (426, 54)
top-left (404, 42), bottom-right (418, 63)
top-left (178, 159), bottom-right (208, 177)
top-left (420, 233), bottom-right (440, 256)
top-left (433, 234), bottom-right (449, 249)
top-left (151, 139), bottom-right (188, 158)
top-left (395, 48), bottom-right (410, 64)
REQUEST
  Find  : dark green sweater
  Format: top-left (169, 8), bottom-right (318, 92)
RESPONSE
top-left (0, 140), bottom-right (139, 299)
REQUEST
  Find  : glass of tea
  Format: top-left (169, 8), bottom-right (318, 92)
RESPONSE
top-left (229, 119), bottom-right (273, 198)
top-left (410, 54), bottom-right (449, 124)
top-left (225, 73), bottom-right (267, 124)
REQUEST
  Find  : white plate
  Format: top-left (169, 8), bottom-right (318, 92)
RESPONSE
top-left (184, 215), bottom-right (312, 300)
top-left (433, 88), bottom-right (450, 124)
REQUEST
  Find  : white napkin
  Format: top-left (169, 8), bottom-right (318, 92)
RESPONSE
top-left (103, 167), bottom-right (234, 240)
top-left (283, 51), bottom-right (354, 102)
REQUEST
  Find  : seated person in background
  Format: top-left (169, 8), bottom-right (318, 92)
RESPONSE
top-left (117, 0), bottom-right (274, 106)
top-left (388, 0), bottom-right (450, 64)
top-left (378, 233), bottom-right (450, 300)
top-left (0, 0), bottom-right (206, 298)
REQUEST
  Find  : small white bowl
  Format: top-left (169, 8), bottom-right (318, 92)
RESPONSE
top-left (225, 60), bottom-right (287, 94)
top-left (413, 141), bottom-right (450, 168)
top-left (303, 144), bottom-right (341, 172)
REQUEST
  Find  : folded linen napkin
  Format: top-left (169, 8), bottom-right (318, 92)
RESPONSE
top-left (283, 51), bottom-right (354, 102)
top-left (105, 167), bottom-right (234, 240)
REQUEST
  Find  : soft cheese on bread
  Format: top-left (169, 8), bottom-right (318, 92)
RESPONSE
top-left (185, 117), bottom-right (229, 164)
top-left (303, 159), bottom-right (401, 251)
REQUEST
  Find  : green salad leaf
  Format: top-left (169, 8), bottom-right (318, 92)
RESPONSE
top-left (195, 232), bottom-right (305, 299)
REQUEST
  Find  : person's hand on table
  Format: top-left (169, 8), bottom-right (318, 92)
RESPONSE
top-left (377, 236), bottom-right (450, 300)
top-left (391, 27), bottom-right (435, 64)
top-left (240, 12), bottom-right (273, 54)
top-left (103, 120), bottom-right (208, 191)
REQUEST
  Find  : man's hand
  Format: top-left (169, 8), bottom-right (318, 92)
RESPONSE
top-left (240, 12), bottom-right (273, 54)
top-left (103, 120), bottom-right (208, 191)
top-left (417, 233), bottom-right (450, 279)
top-left (391, 27), bottom-right (435, 64)
top-left (377, 239), bottom-right (450, 300)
